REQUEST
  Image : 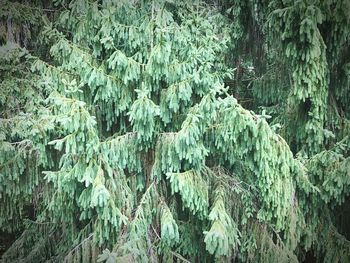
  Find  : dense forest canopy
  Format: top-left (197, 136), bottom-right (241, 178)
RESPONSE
top-left (0, 0), bottom-right (349, 262)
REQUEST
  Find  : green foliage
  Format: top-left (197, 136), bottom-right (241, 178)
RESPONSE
top-left (1, 0), bottom-right (350, 262)
top-left (160, 203), bottom-right (179, 246)
top-left (268, 1), bottom-right (328, 154)
top-left (204, 185), bottom-right (240, 257)
top-left (307, 137), bottom-right (350, 205)
top-left (0, 0), bottom-right (44, 46)
top-left (129, 89), bottom-right (160, 146)
top-left (0, 44), bottom-right (49, 232)
top-left (167, 170), bottom-right (208, 217)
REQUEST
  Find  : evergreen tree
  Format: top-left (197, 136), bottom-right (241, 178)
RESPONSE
top-left (0, 0), bottom-right (349, 262)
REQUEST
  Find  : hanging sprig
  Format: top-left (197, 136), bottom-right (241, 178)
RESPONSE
top-left (204, 185), bottom-right (241, 258)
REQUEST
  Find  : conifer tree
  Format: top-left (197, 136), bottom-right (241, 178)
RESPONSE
top-left (1, 0), bottom-right (350, 262)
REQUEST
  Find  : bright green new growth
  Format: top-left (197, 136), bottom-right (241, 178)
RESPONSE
top-left (1, 0), bottom-right (350, 262)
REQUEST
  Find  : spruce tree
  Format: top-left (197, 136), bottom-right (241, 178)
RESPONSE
top-left (1, 0), bottom-right (350, 262)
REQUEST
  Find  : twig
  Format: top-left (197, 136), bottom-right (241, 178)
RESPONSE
top-left (169, 251), bottom-right (191, 263)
